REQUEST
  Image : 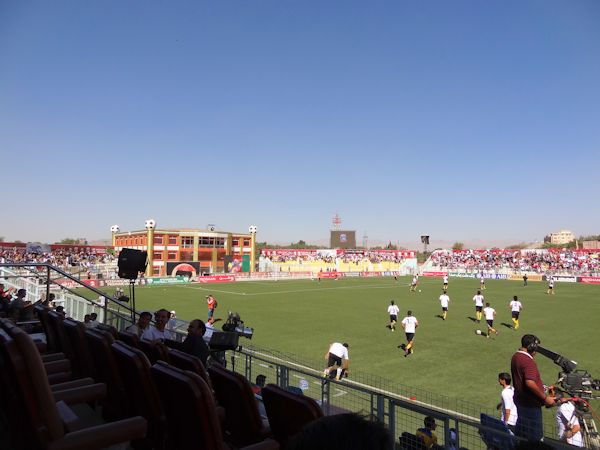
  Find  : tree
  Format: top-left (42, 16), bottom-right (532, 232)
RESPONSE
top-left (0, 236), bottom-right (4, 242)
top-left (58, 238), bottom-right (88, 245)
top-left (452, 242), bottom-right (464, 250)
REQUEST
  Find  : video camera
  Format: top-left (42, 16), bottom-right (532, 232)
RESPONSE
top-left (221, 311), bottom-right (254, 340)
top-left (537, 345), bottom-right (600, 399)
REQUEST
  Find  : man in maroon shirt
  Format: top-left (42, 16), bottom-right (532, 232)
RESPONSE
top-left (511, 334), bottom-right (555, 441)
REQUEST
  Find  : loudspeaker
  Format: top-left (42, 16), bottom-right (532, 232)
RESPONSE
top-left (209, 331), bottom-right (239, 351)
top-left (118, 248), bottom-right (148, 280)
top-left (421, 235), bottom-right (430, 244)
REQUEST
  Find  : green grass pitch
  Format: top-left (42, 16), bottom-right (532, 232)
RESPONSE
top-left (109, 276), bottom-right (600, 411)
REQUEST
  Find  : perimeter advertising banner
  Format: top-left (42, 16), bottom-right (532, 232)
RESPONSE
top-left (197, 275), bottom-right (236, 283)
top-left (580, 276), bottom-right (600, 284)
top-left (422, 271), bottom-right (447, 277)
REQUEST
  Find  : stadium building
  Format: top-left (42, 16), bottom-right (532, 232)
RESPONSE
top-left (111, 221), bottom-right (257, 277)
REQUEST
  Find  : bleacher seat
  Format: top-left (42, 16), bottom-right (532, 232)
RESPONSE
top-left (479, 413), bottom-right (517, 450)
top-left (63, 318), bottom-right (96, 379)
top-left (111, 340), bottom-right (168, 450)
top-left (5, 324), bottom-right (147, 449)
top-left (118, 329), bottom-right (140, 347)
top-left (399, 431), bottom-right (427, 450)
top-left (208, 364), bottom-right (273, 448)
top-left (261, 383), bottom-right (324, 448)
top-left (139, 337), bottom-right (171, 365)
top-left (84, 328), bottom-right (129, 421)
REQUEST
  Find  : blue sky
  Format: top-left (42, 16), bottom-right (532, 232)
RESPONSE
top-left (1, 1), bottom-right (599, 247)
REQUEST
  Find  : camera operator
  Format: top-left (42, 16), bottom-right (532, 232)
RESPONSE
top-left (555, 394), bottom-right (583, 447)
top-left (510, 334), bottom-right (555, 442)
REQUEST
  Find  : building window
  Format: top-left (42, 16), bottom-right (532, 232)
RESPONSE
top-left (232, 239), bottom-right (239, 246)
top-left (153, 267), bottom-right (161, 275)
top-left (199, 237), bottom-right (225, 248)
top-left (154, 236), bottom-right (163, 245)
top-left (243, 239), bottom-right (250, 246)
top-left (153, 252), bottom-right (162, 260)
top-left (168, 252), bottom-right (177, 260)
top-left (168, 235), bottom-right (177, 245)
top-left (181, 237), bottom-right (194, 248)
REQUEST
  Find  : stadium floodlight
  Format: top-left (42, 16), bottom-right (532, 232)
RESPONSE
top-left (145, 219), bottom-right (156, 229)
top-left (110, 225), bottom-right (120, 233)
top-left (249, 225), bottom-right (258, 234)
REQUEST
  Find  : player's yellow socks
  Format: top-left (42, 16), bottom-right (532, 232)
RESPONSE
top-left (515, 320), bottom-right (519, 329)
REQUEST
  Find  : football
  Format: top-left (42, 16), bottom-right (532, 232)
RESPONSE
top-left (418, 289), bottom-right (422, 292)
top-left (476, 329), bottom-right (482, 335)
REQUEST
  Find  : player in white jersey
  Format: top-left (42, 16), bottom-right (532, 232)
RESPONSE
top-left (483, 302), bottom-right (499, 337)
top-left (387, 300), bottom-right (400, 331)
top-left (439, 291), bottom-right (450, 320)
top-left (443, 274), bottom-right (449, 292)
top-left (400, 311), bottom-right (419, 357)
top-left (323, 342), bottom-right (350, 380)
top-left (547, 276), bottom-right (555, 295)
top-left (410, 275), bottom-right (419, 292)
top-left (509, 295), bottom-right (523, 330)
top-left (473, 290), bottom-right (485, 322)
top-left (480, 272), bottom-right (486, 290)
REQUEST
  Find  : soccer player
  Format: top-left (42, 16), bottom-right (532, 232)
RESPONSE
top-left (439, 291), bottom-right (450, 320)
top-left (547, 276), bottom-right (555, 295)
top-left (509, 295), bottom-right (523, 330)
top-left (387, 300), bottom-right (400, 331)
top-left (483, 302), bottom-right (499, 337)
top-left (480, 272), bottom-right (486, 290)
top-left (442, 274), bottom-right (449, 292)
top-left (323, 342), bottom-right (349, 380)
top-left (473, 290), bottom-right (485, 323)
top-left (410, 274), bottom-right (419, 292)
top-left (400, 310), bottom-right (418, 357)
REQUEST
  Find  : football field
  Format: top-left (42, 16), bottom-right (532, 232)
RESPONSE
top-left (119, 275), bottom-right (600, 411)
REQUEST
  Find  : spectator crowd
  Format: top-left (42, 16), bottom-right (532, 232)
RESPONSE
top-left (430, 249), bottom-right (600, 274)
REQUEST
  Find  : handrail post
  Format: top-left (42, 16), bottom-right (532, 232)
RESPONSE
top-left (46, 265), bottom-right (51, 302)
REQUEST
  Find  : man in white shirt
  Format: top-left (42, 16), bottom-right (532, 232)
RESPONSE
top-left (203, 317), bottom-right (216, 343)
top-left (479, 272), bottom-right (486, 290)
top-left (483, 303), bottom-right (498, 338)
top-left (126, 311), bottom-right (152, 338)
top-left (141, 308), bottom-right (173, 342)
top-left (443, 275), bottom-right (449, 292)
top-left (439, 292), bottom-right (450, 320)
top-left (387, 300), bottom-right (400, 331)
top-left (509, 296), bottom-right (523, 330)
top-left (556, 398), bottom-right (584, 447)
top-left (498, 372), bottom-right (518, 432)
top-left (473, 290), bottom-right (485, 323)
top-left (400, 311), bottom-right (419, 357)
top-left (323, 342), bottom-right (349, 380)
top-left (547, 276), bottom-right (555, 295)
top-left (410, 275), bottom-right (419, 292)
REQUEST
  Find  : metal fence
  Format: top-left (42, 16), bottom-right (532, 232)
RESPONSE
top-left (223, 344), bottom-right (582, 450)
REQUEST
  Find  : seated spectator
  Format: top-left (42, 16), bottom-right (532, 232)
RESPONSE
top-left (126, 311), bottom-right (152, 337)
top-left (182, 319), bottom-right (210, 367)
top-left (287, 412), bottom-right (393, 450)
top-left (141, 308), bottom-right (172, 342)
top-left (203, 317), bottom-right (216, 343)
top-left (89, 312), bottom-right (99, 328)
top-left (55, 305), bottom-right (66, 318)
top-left (10, 288), bottom-right (32, 321)
top-left (252, 374), bottom-right (267, 395)
top-left (416, 416), bottom-right (439, 449)
top-left (83, 314), bottom-right (94, 328)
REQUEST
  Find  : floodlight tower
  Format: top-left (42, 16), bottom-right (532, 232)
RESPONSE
top-left (363, 231), bottom-right (368, 250)
top-left (249, 225), bottom-right (258, 272)
top-left (110, 225), bottom-right (120, 247)
top-left (145, 219), bottom-right (156, 277)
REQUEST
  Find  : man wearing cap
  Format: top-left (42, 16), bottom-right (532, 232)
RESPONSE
top-left (206, 294), bottom-right (217, 321)
top-left (323, 342), bottom-right (349, 381)
top-left (511, 334), bottom-right (555, 441)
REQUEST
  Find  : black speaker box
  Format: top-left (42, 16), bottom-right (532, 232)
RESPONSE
top-left (209, 331), bottom-right (239, 351)
top-left (118, 248), bottom-right (148, 280)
